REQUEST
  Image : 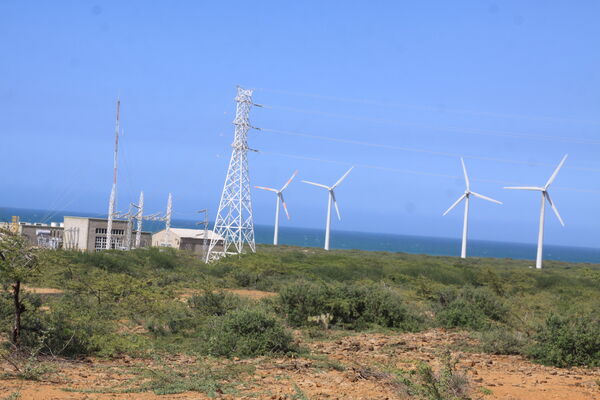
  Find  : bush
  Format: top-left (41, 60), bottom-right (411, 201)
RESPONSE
top-left (36, 295), bottom-right (146, 358)
top-left (199, 308), bottom-right (296, 357)
top-left (279, 281), bottom-right (421, 331)
top-left (399, 351), bottom-right (472, 400)
top-left (279, 280), bottom-right (329, 326)
top-left (480, 328), bottom-right (527, 355)
top-left (528, 313), bottom-right (600, 367)
top-left (188, 291), bottom-right (243, 317)
top-left (435, 286), bottom-right (508, 330)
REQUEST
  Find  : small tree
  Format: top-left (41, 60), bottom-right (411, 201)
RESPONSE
top-left (0, 227), bottom-right (39, 347)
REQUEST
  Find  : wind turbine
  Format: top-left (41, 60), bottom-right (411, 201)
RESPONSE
top-left (443, 158), bottom-right (502, 258)
top-left (255, 170), bottom-right (298, 245)
top-left (505, 154), bottom-right (568, 269)
top-left (302, 167), bottom-right (354, 251)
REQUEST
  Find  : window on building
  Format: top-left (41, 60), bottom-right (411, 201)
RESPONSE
top-left (94, 236), bottom-right (107, 251)
top-left (95, 228), bottom-right (124, 235)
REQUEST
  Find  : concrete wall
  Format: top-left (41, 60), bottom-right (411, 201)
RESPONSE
top-left (151, 229), bottom-right (178, 248)
top-left (63, 217), bottom-right (89, 250)
top-left (64, 216), bottom-right (151, 252)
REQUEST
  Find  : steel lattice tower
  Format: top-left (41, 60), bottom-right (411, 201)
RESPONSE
top-left (206, 87), bottom-right (257, 262)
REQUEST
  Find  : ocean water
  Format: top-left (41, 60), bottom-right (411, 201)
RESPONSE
top-left (2, 206), bottom-right (600, 264)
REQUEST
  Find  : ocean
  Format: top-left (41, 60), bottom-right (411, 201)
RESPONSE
top-left (2, 206), bottom-right (600, 264)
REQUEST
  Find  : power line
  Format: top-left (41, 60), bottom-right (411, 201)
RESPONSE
top-left (255, 87), bottom-right (600, 126)
top-left (260, 127), bottom-right (600, 173)
top-left (260, 104), bottom-right (600, 146)
top-left (259, 150), bottom-right (600, 194)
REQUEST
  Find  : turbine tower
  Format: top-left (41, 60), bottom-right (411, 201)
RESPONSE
top-left (206, 87), bottom-right (258, 262)
top-left (106, 98), bottom-right (120, 250)
top-left (443, 158), bottom-right (502, 258)
top-left (505, 154), bottom-right (568, 269)
top-left (302, 167), bottom-right (353, 250)
top-left (255, 170), bottom-right (298, 245)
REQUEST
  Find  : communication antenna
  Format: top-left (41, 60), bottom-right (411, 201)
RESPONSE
top-left (106, 98), bottom-right (120, 250)
top-left (165, 193), bottom-right (172, 231)
top-left (206, 87), bottom-right (259, 262)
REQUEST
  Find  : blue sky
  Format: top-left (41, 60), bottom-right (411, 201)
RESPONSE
top-left (1, 1), bottom-right (599, 247)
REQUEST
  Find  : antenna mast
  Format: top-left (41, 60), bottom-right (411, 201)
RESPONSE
top-left (165, 193), bottom-right (172, 231)
top-left (106, 98), bottom-right (120, 250)
top-left (206, 87), bottom-right (258, 262)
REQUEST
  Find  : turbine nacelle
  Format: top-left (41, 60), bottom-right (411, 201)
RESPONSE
top-left (443, 158), bottom-right (502, 216)
top-left (302, 166), bottom-right (354, 221)
top-left (504, 154), bottom-right (568, 227)
top-left (255, 170), bottom-right (298, 220)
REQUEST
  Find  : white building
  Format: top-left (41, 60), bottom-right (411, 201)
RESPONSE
top-left (152, 228), bottom-right (224, 256)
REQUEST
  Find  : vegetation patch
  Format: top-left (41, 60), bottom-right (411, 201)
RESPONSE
top-left (528, 312), bottom-right (600, 367)
top-left (198, 307), bottom-right (297, 357)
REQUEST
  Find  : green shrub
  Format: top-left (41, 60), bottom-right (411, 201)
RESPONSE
top-left (398, 351), bottom-right (472, 400)
top-left (199, 308), bottom-right (296, 357)
top-left (480, 328), bottom-right (527, 355)
top-left (188, 291), bottom-right (243, 317)
top-left (279, 281), bottom-right (421, 331)
top-left (435, 286), bottom-right (507, 330)
top-left (278, 280), bottom-right (329, 326)
top-left (37, 295), bottom-right (146, 357)
top-left (528, 312), bottom-right (600, 367)
top-left (146, 247), bottom-right (180, 270)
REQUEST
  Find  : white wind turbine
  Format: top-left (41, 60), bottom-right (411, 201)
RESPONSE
top-left (255, 170), bottom-right (298, 246)
top-left (302, 167), bottom-right (354, 251)
top-left (443, 158), bottom-right (502, 259)
top-left (505, 154), bottom-right (568, 269)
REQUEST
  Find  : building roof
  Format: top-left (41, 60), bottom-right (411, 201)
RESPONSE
top-left (157, 228), bottom-right (224, 241)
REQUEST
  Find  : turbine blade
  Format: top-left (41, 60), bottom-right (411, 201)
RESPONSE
top-left (333, 166), bottom-right (354, 188)
top-left (280, 193), bottom-right (290, 220)
top-left (545, 154), bottom-right (568, 188)
top-left (443, 194), bottom-right (466, 216)
top-left (545, 192), bottom-right (565, 227)
top-left (301, 180), bottom-right (330, 189)
top-left (280, 170), bottom-right (298, 191)
top-left (470, 192), bottom-right (502, 205)
top-left (254, 186), bottom-right (278, 193)
top-left (461, 158), bottom-right (470, 191)
top-left (504, 186), bottom-right (545, 191)
top-left (331, 191), bottom-right (341, 220)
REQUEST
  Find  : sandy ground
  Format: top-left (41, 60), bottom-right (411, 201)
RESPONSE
top-left (1, 328), bottom-right (598, 400)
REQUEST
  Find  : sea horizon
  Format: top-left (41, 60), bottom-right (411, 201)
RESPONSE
top-left (2, 205), bottom-right (600, 264)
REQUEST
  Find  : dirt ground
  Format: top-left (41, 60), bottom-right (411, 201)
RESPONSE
top-left (1, 328), bottom-right (598, 400)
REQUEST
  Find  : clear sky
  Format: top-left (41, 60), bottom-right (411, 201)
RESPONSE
top-left (1, 1), bottom-right (599, 247)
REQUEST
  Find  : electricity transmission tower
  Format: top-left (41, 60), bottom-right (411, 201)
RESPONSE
top-left (206, 87), bottom-right (259, 262)
top-left (133, 191), bottom-right (172, 249)
top-left (106, 98), bottom-right (120, 250)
